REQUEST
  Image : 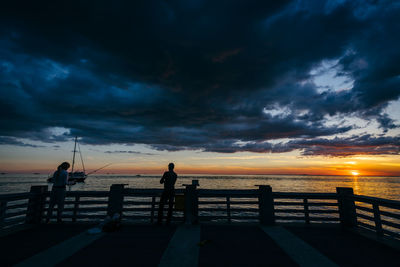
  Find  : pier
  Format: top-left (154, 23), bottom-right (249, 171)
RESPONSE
top-left (1, 182), bottom-right (399, 266)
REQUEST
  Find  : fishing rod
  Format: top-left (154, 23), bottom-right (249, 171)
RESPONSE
top-left (86, 163), bottom-right (113, 176)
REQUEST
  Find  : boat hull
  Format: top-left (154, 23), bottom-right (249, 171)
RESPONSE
top-left (47, 172), bottom-right (87, 183)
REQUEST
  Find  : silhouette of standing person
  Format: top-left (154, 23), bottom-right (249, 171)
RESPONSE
top-left (46, 162), bottom-right (71, 223)
top-left (157, 163), bottom-right (177, 225)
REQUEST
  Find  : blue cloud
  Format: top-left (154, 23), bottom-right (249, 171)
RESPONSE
top-left (0, 0), bottom-right (399, 156)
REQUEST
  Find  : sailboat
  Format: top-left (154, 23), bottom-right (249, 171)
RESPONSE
top-left (47, 136), bottom-right (87, 183)
top-left (68, 136), bottom-right (87, 182)
top-left (47, 137), bottom-right (111, 183)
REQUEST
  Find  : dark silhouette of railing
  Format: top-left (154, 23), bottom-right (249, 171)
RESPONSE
top-left (0, 183), bottom-right (399, 240)
top-left (352, 194), bottom-right (400, 239)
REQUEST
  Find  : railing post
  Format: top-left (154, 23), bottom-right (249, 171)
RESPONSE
top-left (336, 187), bottom-right (357, 228)
top-left (72, 196), bottom-right (80, 222)
top-left (0, 201), bottom-right (7, 229)
top-left (372, 203), bottom-right (383, 237)
top-left (26, 185), bottom-right (48, 224)
top-left (304, 198), bottom-right (310, 224)
top-left (184, 184), bottom-right (198, 224)
top-left (107, 184), bottom-right (125, 217)
top-left (258, 185), bottom-right (275, 225)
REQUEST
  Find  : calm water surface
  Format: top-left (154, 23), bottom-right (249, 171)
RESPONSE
top-left (0, 174), bottom-right (399, 200)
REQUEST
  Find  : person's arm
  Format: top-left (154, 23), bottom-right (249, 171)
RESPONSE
top-left (160, 172), bottom-right (166, 184)
top-left (64, 170), bottom-right (75, 185)
top-left (51, 171), bottom-right (57, 182)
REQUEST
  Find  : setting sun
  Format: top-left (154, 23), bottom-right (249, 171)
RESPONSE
top-left (351, 171), bottom-right (359, 176)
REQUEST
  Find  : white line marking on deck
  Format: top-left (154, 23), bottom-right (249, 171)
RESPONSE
top-left (158, 225), bottom-right (201, 267)
top-left (260, 226), bottom-right (338, 267)
top-left (15, 231), bottom-right (104, 267)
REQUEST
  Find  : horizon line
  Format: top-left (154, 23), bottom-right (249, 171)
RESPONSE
top-left (2, 171), bottom-right (399, 177)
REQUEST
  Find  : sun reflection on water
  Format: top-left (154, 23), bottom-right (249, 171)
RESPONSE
top-left (351, 174), bottom-right (361, 195)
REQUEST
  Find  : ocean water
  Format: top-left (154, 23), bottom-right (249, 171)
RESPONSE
top-left (1, 174), bottom-right (400, 235)
top-left (0, 174), bottom-right (399, 200)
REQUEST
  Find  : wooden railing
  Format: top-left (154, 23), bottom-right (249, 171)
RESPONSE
top-left (52, 191), bottom-right (109, 221)
top-left (197, 190), bottom-right (340, 223)
top-left (352, 194), bottom-right (400, 239)
top-left (198, 189), bottom-right (259, 223)
top-left (123, 188), bottom-right (185, 223)
top-left (0, 183), bottom-right (399, 241)
top-left (273, 192), bottom-right (339, 224)
top-left (0, 192), bottom-right (34, 229)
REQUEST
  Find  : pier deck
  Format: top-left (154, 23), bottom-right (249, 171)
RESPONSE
top-left (1, 224), bottom-right (399, 267)
top-left (1, 184), bottom-right (400, 266)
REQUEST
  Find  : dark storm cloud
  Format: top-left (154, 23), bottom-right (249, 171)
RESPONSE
top-left (376, 114), bottom-right (398, 133)
top-left (0, 136), bottom-right (45, 148)
top-left (0, 0), bottom-right (399, 156)
top-left (159, 134), bottom-right (399, 157)
top-left (292, 135), bottom-right (400, 157)
top-left (105, 150), bottom-right (156, 156)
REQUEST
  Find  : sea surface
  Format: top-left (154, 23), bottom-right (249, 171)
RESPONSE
top-left (1, 174), bottom-right (400, 235)
top-left (1, 174), bottom-right (399, 200)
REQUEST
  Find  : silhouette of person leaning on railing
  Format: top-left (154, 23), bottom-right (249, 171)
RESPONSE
top-left (157, 163), bottom-right (177, 225)
top-left (46, 162), bottom-right (74, 223)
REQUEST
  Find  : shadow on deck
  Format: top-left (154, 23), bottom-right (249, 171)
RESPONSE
top-left (1, 224), bottom-right (399, 267)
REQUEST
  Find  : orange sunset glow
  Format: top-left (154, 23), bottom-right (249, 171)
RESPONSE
top-left (1, 142), bottom-right (399, 176)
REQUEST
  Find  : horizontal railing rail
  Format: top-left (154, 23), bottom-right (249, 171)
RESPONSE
top-left (196, 189), bottom-right (340, 224)
top-left (273, 192), bottom-right (338, 199)
top-left (274, 192), bottom-right (339, 225)
top-left (0, 183), bottom-right (399, 242)
top-left (43, 190), bottom-right (109, 223)
top-left (65, 191), bottom-right (110, 197)
top-left (0, 192), bottom-right (34, 201)
top-left (122, 188), bottom-right (185, 223)
top-left (347, 194), bottom-right (400, 240)
top-left (0, 192), bottom-right (35, 229)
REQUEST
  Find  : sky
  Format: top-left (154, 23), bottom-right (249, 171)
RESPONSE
top-left (0, 0), bottom-right (399, 176)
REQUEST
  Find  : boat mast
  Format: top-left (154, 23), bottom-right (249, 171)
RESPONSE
top-left (78, 142), bottom-right (86, 174)
top-left (71, 136), bottom-right (77, 177)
